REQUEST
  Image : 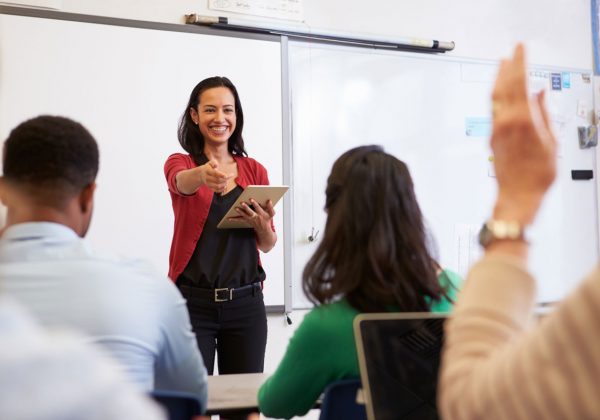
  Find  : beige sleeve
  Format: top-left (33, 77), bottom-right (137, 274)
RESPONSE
top-left (439, 255), bottom-right (600, 419)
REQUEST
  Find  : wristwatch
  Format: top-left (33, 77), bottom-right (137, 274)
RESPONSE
top-left (478, 220), bottom-right (527, 248)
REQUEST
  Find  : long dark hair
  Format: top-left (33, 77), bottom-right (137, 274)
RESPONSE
top-left (302, 145), bottom-right (448, 313)
top-left (177, 76), bottom-right (247, 165)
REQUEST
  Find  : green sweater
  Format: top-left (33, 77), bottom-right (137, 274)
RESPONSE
top-left (258, 270), bottom-right (461, 419)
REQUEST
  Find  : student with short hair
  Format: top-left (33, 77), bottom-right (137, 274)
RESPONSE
top-left (258, 145), bottom-right (460, 419)
top-left (0, 115), bottom-right (208, 409)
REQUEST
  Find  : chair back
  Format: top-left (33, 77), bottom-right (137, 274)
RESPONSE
top-left (150, 390), bottom-right (203, 420)
top-left (319, 378), bottom-right (366, 420)
top-left (354, 313), bottom-right (446, 420)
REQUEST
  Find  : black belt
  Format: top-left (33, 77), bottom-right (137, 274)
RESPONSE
top-left (179, 283), bottom-right (262, 302)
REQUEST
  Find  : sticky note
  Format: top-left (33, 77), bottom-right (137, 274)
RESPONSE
top-left (465, 117), bottom-right (491, 137)
top-left (551, 73), bottom-right (562, 91)
top-left (562, 72), bottom-right (571, 88)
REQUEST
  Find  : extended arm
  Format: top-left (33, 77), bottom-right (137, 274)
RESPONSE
top-left (176, 160), bottom-right (232, 195)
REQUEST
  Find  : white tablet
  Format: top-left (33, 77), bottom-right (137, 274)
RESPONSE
top-left (217, 185), bottom-right (289, 229)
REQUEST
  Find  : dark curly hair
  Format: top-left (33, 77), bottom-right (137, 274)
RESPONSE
top-left (178, 76), bottom-right (247, 165)
top-left (3, 115), bottom-right (99, 201)
top-left (302, 145), bottom-right (449, 313)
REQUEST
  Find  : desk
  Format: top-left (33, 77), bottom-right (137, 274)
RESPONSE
top-left (206, 373), bottom-right (268, 415)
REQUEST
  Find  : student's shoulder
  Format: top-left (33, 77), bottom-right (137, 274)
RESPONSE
top-left (432, 269), bottom-right (462, 312)
top-left (439, 268), bottom-right (462, 290)
top-left (121, 259), bottom-right (178, 293)
top-left (87, 253), bottom-right (176, 293)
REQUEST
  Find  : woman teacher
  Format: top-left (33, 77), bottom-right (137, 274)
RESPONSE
top-left (164, 76), bottom-right (276, 376)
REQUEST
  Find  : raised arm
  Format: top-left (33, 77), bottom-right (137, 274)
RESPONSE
top-left (437, 44), bottom-right (600, 419)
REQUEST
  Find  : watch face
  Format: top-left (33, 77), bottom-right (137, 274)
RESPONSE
top-left (478, 223), bottom-right (492, 247)
top-left (478, 220), bottom-right (525, 248)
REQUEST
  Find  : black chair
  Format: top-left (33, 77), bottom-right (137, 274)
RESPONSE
top-left (150, 390), bottom-right (203, 420)
top-left (319, 379), bottom-right (366, 420)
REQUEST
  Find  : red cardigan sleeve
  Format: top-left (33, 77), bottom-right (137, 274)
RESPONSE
top-left (164, 153), bottom-right (195, 196)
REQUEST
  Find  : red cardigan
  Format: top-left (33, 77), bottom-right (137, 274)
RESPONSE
top-left (164, 153), bottom-right (272, 282)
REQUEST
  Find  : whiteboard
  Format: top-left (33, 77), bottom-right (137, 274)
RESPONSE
top-left (0, 12), bottom-right (286, 307)
top-left (289, 41), bottom-right (599, 308)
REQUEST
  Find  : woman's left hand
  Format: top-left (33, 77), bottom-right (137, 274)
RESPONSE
top-left (235, 199), bottom-right (275, 233)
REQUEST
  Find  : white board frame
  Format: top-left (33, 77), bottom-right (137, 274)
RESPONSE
top-left (287, 40), bottom-right (599, 308)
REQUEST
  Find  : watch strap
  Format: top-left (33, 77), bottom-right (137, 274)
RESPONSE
top-left (478, 219), bottom-right (527, 248)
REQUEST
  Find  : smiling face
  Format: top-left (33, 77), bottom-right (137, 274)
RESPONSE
top-left (190, 86), bottom-right (237, 149)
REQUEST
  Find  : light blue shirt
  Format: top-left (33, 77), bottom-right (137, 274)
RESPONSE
top-left (0, 222), bottom-right (208, 410)
top-left (0, 296), bottom-right (166, 420)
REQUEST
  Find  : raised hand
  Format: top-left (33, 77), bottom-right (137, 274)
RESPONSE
top-left (491, 43), bottom-right (558, 225)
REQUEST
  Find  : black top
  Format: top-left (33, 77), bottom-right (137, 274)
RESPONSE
top-left (177, 185), bottom-right (265, 289)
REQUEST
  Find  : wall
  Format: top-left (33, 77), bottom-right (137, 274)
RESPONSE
top-left (1, 1), bottom-right (594, 419)
top-left (46, 0), bottom-right (593, 69)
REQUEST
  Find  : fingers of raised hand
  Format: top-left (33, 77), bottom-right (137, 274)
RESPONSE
top-left (490, 44), bottom-right (557, 202)
top-left (491, 45), bottom-right (535, 143)
top-left (492, 44), bottom-right (527, 117)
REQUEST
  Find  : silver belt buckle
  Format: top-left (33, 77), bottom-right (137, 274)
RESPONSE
top-left (214, 288), bottom-right (232, 302)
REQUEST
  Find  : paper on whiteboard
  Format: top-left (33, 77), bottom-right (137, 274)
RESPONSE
top-left (465, 117), bottom-right (491, 137)
top-left (529, 70), bottom-right (549, 94)
top-left (454, 223), bottom-right (483, 278)
top-left (208, 0), bottom-right (304, 21)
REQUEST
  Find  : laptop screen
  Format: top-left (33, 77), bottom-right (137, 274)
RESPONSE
top-left (353, 313), bottom-right (447, 420)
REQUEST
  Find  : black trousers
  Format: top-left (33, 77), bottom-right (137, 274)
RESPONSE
top-left (180, 286), bottom-right (268, 376)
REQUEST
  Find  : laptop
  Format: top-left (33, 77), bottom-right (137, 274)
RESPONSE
top-left (353, 312), bottom-right (448, 420)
